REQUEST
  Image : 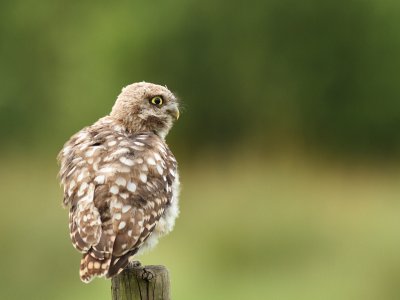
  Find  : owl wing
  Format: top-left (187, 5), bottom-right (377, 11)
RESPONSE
top-left (58, 128), bottom-right (107, 253)
top-left (104, 133), bottom-right (177, 278)
top-left (59, 127), bottom-right (177, 282)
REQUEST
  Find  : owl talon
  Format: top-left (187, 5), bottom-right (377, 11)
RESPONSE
top-left (141, 268), bottom-right (155, 281)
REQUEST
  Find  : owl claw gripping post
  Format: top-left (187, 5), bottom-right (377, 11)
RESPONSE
top-left (57, 82), bottom-right (180, 283)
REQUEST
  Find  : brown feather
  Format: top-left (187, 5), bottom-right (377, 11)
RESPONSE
top-left (58, 82), bottom-right (180, 283)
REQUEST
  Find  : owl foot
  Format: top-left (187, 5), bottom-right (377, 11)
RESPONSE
top-left (140, 268), bottom-right (155, 281)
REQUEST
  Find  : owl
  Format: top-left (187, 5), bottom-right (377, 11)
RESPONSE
top-left (57, 82), bottom-right (180, 283)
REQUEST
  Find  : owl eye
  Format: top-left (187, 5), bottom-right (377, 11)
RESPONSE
top-left (150, 96), bottom-right (163, 106)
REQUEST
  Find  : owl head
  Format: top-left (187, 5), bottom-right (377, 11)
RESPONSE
top-left (110, 82), bottom-right (180, 138)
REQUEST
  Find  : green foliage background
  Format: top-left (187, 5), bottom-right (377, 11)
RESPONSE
top-left (1, 0), bottom-right (400, 299)
top-left (1, 0), bottom-right (400, 156)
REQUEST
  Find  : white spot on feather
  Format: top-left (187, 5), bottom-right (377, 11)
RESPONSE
top-left (122, 205), bottom-right (131, 213)
top-left (147, 158), bottom-right (156, 165)
top-left (116, 177), bottom-right (126, 186)
top-left (99, 167), bottom-right (114, 174)
top-left (69, 180), bottom-right (76, 190)
top-left (118, 221), bottom-right (126, 230)
top-left (156, 165), bottom-right (163, 175)
top-left (85, 148), bottom-right (96, 157)
top-left (94, 175), bottom-right (105, 184)
top-left (110, 185), bottom-right (119, 195)
top-left (78, 182), bottom-right (88, 196)
top-left (67, 166), bottom-right (77, 177)
top-left (140, 173), bottom-right (147, 183)
top-left (110, 199), bottom-right (123, 209)
top-left (113, 148), bottom-right (130, 156)
top-left (77, 172), bottom-right (84, 182)
top-left (127, 182), bottom-right (136, 192)
top-left (119, 157), bottom-right (134, 166)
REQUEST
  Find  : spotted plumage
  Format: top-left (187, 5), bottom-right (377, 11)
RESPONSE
top-left (58, 82), bottom-right (180, 283)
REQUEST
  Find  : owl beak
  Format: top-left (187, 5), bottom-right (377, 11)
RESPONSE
top-left (169, 107), bottom-right (180, 120)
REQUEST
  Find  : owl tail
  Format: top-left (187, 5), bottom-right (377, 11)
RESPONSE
top-left (106, 248), bottom-right (140, 278)
top-left (79, 253), bottom-right (110, 283)
top-left (106, 252), bottom-right (131, 278)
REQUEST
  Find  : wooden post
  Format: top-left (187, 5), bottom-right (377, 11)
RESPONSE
top-left (111, 262), bottom-right (170, 300)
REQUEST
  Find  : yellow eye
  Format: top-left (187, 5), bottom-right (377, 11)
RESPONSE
top-left (150, 96), bottom-right (163, 106)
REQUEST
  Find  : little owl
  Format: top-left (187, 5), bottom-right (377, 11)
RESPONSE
top-left (57, 82), bottom-right (180, 282)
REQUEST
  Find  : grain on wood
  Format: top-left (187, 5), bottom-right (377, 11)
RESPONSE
top-left (111, 262), bottom-right (170, 300)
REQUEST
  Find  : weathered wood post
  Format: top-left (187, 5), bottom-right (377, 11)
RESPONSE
top-left (111, 262), bottom-right (170, 300)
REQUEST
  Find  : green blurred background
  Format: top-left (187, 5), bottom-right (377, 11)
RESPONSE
top-left (1, 0), bottom-right (400, 299)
